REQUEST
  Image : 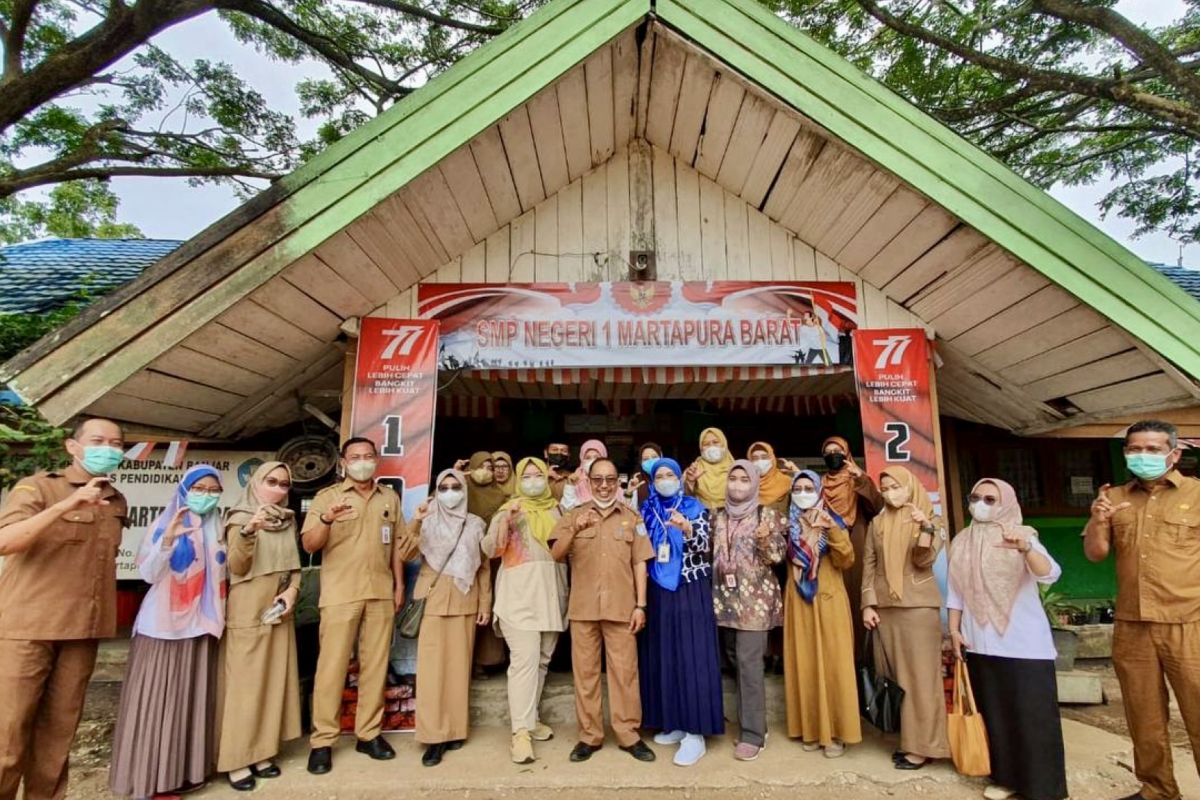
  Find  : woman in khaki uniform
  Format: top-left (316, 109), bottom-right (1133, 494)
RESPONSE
top-left (217, 462), bottom-right (302, 791)
top-left (397, 468), bottom-right (491, 767)
top-left (861, 466), bottom-right (949, 770)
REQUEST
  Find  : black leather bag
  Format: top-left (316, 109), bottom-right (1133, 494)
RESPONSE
top-left (859, 630), bottom-right (905, 733)
top-left (395, 517), bottom-right (468, 640)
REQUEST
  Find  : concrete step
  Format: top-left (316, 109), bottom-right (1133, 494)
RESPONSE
top-left (1056, 670), bottom-right (1106, 705)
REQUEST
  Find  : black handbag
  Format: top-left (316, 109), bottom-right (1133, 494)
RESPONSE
top-left (395, 517), bottom-right (469, 640)
top-left (859, 629), bottom-right (905, 733)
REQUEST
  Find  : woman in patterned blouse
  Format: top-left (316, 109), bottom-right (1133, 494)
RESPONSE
top-left (712, 460), bottom-right (787, 762)
top-left (636, 458), bottom-right (723, 766)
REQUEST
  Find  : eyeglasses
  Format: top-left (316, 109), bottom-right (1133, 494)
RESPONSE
top-left (263, 477), bottom-right (292, 490)
top-left (590, 476), bottom-right (619, 486)
top-left (189, 486), bottom-right (222, 497)
top-left (968, 494), bottom-right (999, 506)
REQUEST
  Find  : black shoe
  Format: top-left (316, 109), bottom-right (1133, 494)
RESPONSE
top-left (620, 740), bottom-right (657, 762)
top-left (307, 747), bottom-right (333, 775)
top-left (446, 739), bottom-right (465, 751)
top-left (228, 774), bottom-right (256, 792)
top-left (891, 750), bottom-right (907, 763)
top-left (422, 743), bottom-right (448, 767)
top-left (895, 756), bottom-right (927, 770)
top-left (356, 736), bottom-right (396, 761)
top-left (251, 762), bottom-right (281, 778)
top-left (569, 741), bottom-right (602, 762)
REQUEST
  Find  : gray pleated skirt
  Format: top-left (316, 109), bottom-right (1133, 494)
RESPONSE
top-left (109, 634), bottom-right (218, 798)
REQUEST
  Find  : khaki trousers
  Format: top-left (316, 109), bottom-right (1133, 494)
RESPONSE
top-left (310, 600), bottom-right (393, 747)
top-left (570, 620), bottom-right (642, 748)
top-left (500, 623), bottom-right (558, 733)
top-left (0, 638), bottom-right (98, 800)
top-left (1113, 620), bottom-right (1200, 800)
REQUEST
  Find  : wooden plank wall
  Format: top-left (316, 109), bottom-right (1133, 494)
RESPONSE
top-left (373, 142), bottom-right (928, 337)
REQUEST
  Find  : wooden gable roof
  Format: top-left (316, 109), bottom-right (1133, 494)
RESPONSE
top-left (3, 0), bottom-right (1198, 438)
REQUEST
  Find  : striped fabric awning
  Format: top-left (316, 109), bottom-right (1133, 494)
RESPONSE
top-left (468, 365), bottom-right (851, 385)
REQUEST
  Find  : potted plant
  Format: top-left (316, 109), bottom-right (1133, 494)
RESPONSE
top-left (1040, 585), bottom-right (1081, 671)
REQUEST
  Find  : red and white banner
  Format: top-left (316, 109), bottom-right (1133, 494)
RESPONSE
top-left (853, 329), bottom-right (941, 511)
top-left (418, 281), bottom-right (857, 369)
top-left (351, 318), bottom-right (440, 516)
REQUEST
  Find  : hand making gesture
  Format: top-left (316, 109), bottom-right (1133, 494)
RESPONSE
top-left (1090, 484), bottom-right (1131, 524)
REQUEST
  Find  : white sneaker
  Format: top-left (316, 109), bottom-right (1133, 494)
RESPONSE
top-left (983, 786), bottom-right (1016, 800)
top-left (654, 729), bottom-right (686, 745)
top-left (673, 734), bottom-right (706, 767)
top-left (531, 722), bottom-right (554, 742)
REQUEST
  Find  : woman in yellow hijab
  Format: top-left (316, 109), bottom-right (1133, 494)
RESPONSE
top-left (748, 441), bottom-right (795, 513)
top-left (481, 457), bottom-right (567, 764)
top-left (685, 427), bottom-right (735, 510)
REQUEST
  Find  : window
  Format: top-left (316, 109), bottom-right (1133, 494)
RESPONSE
top-left (996, 447), bottom-right (1044, 509)
top-left (1059, 448), bottom-right (1106, 509)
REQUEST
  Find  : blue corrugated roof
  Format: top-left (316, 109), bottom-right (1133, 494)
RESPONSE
top-left (0, 238), bottom-right (182, 314)
top-left (1149, 262), bottom-right (1200, 304)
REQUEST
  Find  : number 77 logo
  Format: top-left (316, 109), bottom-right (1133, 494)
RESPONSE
top-left (380, 326), bottom-right (425, 359)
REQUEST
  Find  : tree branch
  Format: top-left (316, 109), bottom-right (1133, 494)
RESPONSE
top-left (4, 0), bottom-right (39, 80)
top-left (350, 0), bottom-right (503, 35)
top-left (0, 163), bottom-right (280, 195)
top-left (1033, 0), bottom-right (1200, 110)
top-left (851, 0), bottom-right (1200, 139)
top-left (214, 0), bottom-right (403, 98)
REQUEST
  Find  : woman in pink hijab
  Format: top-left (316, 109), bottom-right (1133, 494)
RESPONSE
top-left (947, 478), bottom-right (1066, 800)
top-left (561, 439), bottom-right (607, 509)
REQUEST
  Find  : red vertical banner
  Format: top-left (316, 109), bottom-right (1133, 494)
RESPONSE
top-left (352, 318), bottom-right (440, 515)
top-left (853, 329), bottom-right (942, 512)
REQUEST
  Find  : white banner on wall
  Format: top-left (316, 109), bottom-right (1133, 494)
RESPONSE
top-left (112, 450), bottom-right (273, 579)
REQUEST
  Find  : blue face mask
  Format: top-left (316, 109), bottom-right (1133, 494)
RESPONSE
top-left (641, 458), bottom-right (658, 475)
top-left (81, 445), bottom-right (123, 476)
top-left (1126, 453), bottom-right (1171, 481)
top-left (185, 491), bottom-right (220, 516)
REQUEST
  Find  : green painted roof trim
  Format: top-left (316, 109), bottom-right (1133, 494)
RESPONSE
top-left (656, 0), bottom-right (1200, 381)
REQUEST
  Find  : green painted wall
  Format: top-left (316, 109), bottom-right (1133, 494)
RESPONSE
top-left (1027, 515), bottom-right (1115, 602)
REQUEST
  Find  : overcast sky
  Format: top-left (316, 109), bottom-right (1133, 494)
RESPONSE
top-left (102, 0), bottom-right (1193, 268)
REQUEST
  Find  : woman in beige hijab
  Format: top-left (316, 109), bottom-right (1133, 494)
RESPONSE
top-left (217, 462), bottom-right (302, 790)
top-left (948, 479), bottom-right (1066, 800)
top-left (860, 466), bottom-right (948, 769)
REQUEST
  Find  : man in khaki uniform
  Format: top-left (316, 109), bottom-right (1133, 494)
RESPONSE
top-left (1084, 420), bottom-right (1200, 800)
top-left (0, 417), bottom-right (128, 800)
top-left (551, 457), bottom-right (656, 763)
top-left (302, 437), bottom-right (404, 774)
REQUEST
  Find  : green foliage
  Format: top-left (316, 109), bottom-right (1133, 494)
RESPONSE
top-left (775, 0), bottom-right (1200, 245)
top-left (0, 182), bottom-right (143, 244)
top-left (0, 405), bottom-right (69, 489)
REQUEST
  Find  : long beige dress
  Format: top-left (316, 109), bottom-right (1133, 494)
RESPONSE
top-left (216, 526), bottom-right (301, 772)
top-left (398, 519), bottom-right (493, 745)
top-left (861, 509), bottom-right (949, 760)
top-left (783, 523), bottom-right (862, 747)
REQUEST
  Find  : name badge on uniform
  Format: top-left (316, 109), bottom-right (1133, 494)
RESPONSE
top-left (724, 573), bottom-right (737, 589)
top-left (381, 524), bottom-right (392, 544)
top-left (657, 542), bottom-right (671, 564)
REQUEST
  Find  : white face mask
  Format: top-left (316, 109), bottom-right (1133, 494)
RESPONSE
top-left (593, 495), bottom-right (617, 509)
top-left (702, 446), bottom-right (725, 464)
top-left (345, 460), bottom-right (377, 482)
top-left (520, 477), bottom-right (547, 497)
top-left (792, 490), bottom-right (819, 510)
top-left (970, 501), bottom-right (995, 523)
top-left (752, 458), bottom-right (773, 476)
top-left (437, 489), bottom-right (465, 508)
top-left (655, 478), bottom-right (680, 498)
top-left (882, 489), bottom-right (909, 509)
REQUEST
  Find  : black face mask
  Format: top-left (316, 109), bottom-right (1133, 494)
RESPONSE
top-left (823, 452), bottom-right (846, 471)
top-left (546, 453), bottom-right (570, 469)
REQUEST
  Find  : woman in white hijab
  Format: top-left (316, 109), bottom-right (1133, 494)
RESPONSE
top-left (397, 468), bottom-right (491, 768)
top-left (948, 479), bottom-right (1066, 800)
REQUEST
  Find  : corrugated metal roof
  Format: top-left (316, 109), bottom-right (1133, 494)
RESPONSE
top-left (1149, 263), bottom-right (1200, 304)
top-left (0, 238), bottom-right (181, 314)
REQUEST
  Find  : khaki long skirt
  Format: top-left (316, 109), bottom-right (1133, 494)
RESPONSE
top-left (875, 607), bottom-right (950, 760)
top-left (216, 573), bottom-right (301, 772)
top-left (416, 614), bottom-right (477, 744)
